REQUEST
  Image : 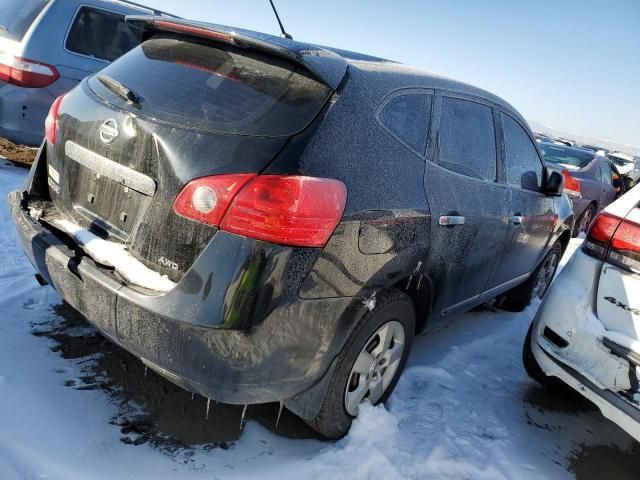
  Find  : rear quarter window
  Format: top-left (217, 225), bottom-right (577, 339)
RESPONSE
top-left (66, 6), bottom-right (139, 62)
top-left (0, 0), bottom-right (49, 41)
top-left (88, 36), bottom-right (332, 137)
top-left (376, 91), bottom-right (432, 155)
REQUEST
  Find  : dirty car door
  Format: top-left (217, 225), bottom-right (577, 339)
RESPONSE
top-left (487, 112), bottom-right (553, 287)
top-left (424, 94), bottom-right (509, 316)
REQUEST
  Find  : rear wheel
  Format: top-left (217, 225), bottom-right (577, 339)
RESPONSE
top-left (305, 289), bottom-right (415, 439)
top-left (572, 203), bottom-right (595, 237)
top-left (496, 242), bottom-right (562, 312)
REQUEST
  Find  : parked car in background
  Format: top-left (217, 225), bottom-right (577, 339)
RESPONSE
top-left (534, 132), bottom-right (553, 143)
top-left (581, 144), bottom-right (610, 156)
top-left (539, 142), bottom-right (621, 236)
top-left (10, 16), bottom-right (573, 438)
top-left (608, 152), bottom-right (639, 189)
top-left (0, 0), bottom-right (172, 146)
top-left (555, 138), bottom-right (575, 147)
top-left (524, 184), bottom-right (640, 442)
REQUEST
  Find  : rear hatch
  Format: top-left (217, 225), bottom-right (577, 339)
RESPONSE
top-left (47, 33), bottom-right (333, 283)
top-left (595, 200), bottom-right (640, 337)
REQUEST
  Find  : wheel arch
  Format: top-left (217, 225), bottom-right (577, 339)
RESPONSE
top-left (557, 228), bottom-right (572, 256)
top-left (387, 273), bottom-right (434, 335)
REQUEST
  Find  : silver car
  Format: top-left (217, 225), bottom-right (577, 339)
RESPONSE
top-left (0, 0), bottom-right (172, 146)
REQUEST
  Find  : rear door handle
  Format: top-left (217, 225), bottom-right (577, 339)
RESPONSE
top-left (511, 215), bottom-right (524, 225)
top-left (439, 215), bottom-right (465, 226)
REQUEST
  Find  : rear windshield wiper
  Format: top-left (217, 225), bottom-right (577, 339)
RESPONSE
top-left (98, 74), bottom-right (140, 104)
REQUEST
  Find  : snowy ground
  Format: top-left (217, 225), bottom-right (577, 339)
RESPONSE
top-left (1, 160), bottom-right (639, 480)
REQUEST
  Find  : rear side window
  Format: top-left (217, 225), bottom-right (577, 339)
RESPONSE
top-left (502, 114), bottom-right (543, 191)
top-left (0, 0), bottom-right (49, 41)
top-left (89, 36), bottom-right (332, 137)
top-left (66, 7), bottom-right (139, 62)
top-left (437, 97), bottom-right (497, 181)
top-left (377, 92), bottom-right (432, 155)
top-left (599, 163), bottom-right (613, 185)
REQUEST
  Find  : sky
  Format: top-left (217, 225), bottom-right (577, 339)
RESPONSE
top-left (142, 0), bottom-right (639, 146)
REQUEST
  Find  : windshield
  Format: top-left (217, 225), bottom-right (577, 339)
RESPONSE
top-left (539, 143), bottom-right (595, 169)
top-left (88, 35), bottom-right (332, 137)
top-left (0, 0), bottom-right (49, 41)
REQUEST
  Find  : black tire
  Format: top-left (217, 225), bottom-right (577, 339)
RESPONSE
top-left (572, 203), bottom-right (595, 238)
top-left (305, 289), bottom-right (415, 439)
top-left (523, 323), bottom-right (576, 395)
top-left (496, 242), bottom-right (562, 312)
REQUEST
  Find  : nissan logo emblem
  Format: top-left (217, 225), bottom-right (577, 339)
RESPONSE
top-left (99, 119), bottom-right (119, 144)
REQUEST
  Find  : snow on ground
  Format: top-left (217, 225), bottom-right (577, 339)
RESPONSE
top-left (0, 161), bottom-right (638, 480)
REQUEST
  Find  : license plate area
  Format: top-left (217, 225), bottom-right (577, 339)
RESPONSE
top-left (71, 166), bottom-right (144, 239)
top-left (62, 141), bottom-right (154, 239)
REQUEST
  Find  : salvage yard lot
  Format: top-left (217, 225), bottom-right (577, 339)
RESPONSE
top-left (0, 160), bottom-right (638, 479)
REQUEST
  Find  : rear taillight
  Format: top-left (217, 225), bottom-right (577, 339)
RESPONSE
top-left (44, 95), bottom-right (65, 145)
top-left (221, 176), bottom-right (347, 247)
top-left (0, 52), bottom-right (60, 88)
top-left (583, 211), bottom-right (640, 272)
top-left (173, 174), bottom-right (257, 226)
top-left (174, 175), bottom-right (348, 248)
top-left (561, 170), bottom-right (581, 197)
top-left (609, 215), bottom-right (640, 272)
top-left (583, 212), bottom-right (620, 257)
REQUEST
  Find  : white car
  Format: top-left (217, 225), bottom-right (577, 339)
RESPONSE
top-left (609, 152), bottom-right (640, 188)
top-left (524, 184), bottom-right (640, 441)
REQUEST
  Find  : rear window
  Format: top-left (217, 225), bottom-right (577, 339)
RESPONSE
top-left (88, 36), bottom-right (332, 137)
top-left (66, 7), bottom-right (139, 62)
top-left (0, 0), bottom-right (49, 41)
top-left (539, 144), bottom-right (594, 169)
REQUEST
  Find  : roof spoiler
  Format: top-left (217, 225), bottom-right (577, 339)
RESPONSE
top-left (120, 1), bottom-right (178, 18)
top-left (125, 16), bottom-right (347, 90)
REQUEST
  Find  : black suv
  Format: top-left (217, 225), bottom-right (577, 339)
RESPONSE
top-left (9, 17), bottom-right (573, 438)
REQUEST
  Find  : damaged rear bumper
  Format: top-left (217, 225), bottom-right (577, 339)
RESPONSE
top-left (8, 188), bottom-right (359, 413)
top-left (530, 248), bottom-right (640, 441)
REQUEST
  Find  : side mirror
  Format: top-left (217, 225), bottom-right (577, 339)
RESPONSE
top-left (543, 167), bottom-right (564, 196)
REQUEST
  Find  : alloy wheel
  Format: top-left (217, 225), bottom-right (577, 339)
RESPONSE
top-left (578, 207), bottom-right (594, 234)
top-left (344, 320), bottom-right (406, 416)
top-left (532, 252), bottom-right (559, 299)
